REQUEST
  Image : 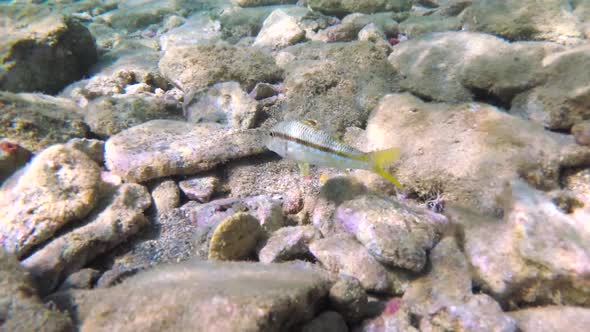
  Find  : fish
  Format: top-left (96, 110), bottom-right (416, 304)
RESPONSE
top-left (266, 120), bottom-right (403, 189)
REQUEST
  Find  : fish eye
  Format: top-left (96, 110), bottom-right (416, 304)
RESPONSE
top-left (269, 132), bottom-right (274, 137)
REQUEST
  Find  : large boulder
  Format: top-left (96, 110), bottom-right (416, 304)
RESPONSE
top-left (0, 14), bottom-right (97, 94)
top-left (387, 31), bottom-right (561, 104)
top-left (364, 93), bottom-right (590, 214)
top-left (50, 260), bottom-right (330, 331)
top-left (451, 180), bottom-right (590, 306)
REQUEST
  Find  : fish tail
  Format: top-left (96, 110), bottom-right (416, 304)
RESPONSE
top-left (370, 147), bottom-right (403, 190)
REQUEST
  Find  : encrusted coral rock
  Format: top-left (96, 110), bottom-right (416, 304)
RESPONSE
top-left (22, 183), bottom-right (151, 295)
top-left (0, 144), bottom-right (101, 259)
top-left (183, 81), bottom-right (259, 129)
top-left (365, 93), bottom-right (590, 214)
top-left (336, 194), bottom-right (441, 272)
top-left (159, 43), bottom-right (282, 92)
top-left (208, 212), bottom-right (263, 261)
top-left (509, 306), bottom-right (590, 332)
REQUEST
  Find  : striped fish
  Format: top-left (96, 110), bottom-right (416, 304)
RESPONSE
top-left (266, 120), bottom-right (403, 189)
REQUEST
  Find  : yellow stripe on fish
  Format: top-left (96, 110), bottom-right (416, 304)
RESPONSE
top-left (266, 120), bottom-right (403, 189)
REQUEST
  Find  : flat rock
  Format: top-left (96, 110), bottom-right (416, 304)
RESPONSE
top-left (159, 43), bottom-right (282, 92)
top-left (454, 180), bottom-right (590, 306)
top-left (22, 183), bottom-right (151, 295)
top-left (258, 225), bottom-right (321, 263)
top-left (335, 194), bottom-right (441, 272)
top-left (308, 0), bottom-right (412, 15)
top-left (159, 12), bottom-right (222, 50)
top-left (0, 249), bottom-right (72, 332)
top-left (509, 306), bottom-right (590, 332)
top-left (365, 93), bottom-right (590, 214)
top-left (0, 144), bottom-right (101, 259)
top-left (104, 120), bottom-right (267, 182)
top-left (309, 234), bottom-right (391, 293)
top-left (0, 14), bottom-right (97, 94)
top-left (50, 260), bottom-right (330, 332)
top-left (0, 92), bottom-right (89, 152)
top-left (183, 81), bottom-right (259, 129)
top-left (85, 95), bottom-right (183, 138)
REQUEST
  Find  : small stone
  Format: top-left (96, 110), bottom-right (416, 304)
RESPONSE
top-left (329, 275), bottom-right (369, 323)
top-left (572, 120), bottom-right (590, 146)
top-left (179, 175), bottom-right (219, 203)
top-left (208, 213), bottom-right (263, 261)
top-left (309, 233), bottom-right (390, 293)
top-left (301, 311), bottom-right (349, 332)
top-left (183, 82), bottom-right (259, 129)
top-left (22, 183), bottom-right (151, 295)
top-left (0, 144), bottom-right (101, 259)
top-left (58, 268), bottom-right (101, 291)
top-left (258, 225), bottom-right (320, 263)
top-left (250, 82), bottom-right (279, 100)
top-left (253, 9), bottom-right (306, 49)
top-left (335, 194), bottom-right (440, 272)
top-left (151, 180), bottom-right (180, 214)
top-left (65, 138), bottom-right (105, 164)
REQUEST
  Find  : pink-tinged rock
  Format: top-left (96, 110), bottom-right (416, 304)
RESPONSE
top-left (104, 120), bottom-right (267, 182)
top-left (179, 175), bottom-right (219, 203)
top-left (335, 194), bottom-right (441, 272)
top-left (0, 144), bottom-right (101, 259)
top-left (454, 180), bottom-right (590, 306)
top-left (509, 306), bottom-right (590, 332)
top-left (258, 225), bottom-right (320, 263)
top-left (309, 234), bottom-right (391, 293)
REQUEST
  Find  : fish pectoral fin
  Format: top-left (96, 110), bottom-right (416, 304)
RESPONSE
top-left (298, 162), bottom-right (310, 176)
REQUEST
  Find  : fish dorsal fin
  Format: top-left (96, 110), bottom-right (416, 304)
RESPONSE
top-left (302, 119), bottom-right (318, 128)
